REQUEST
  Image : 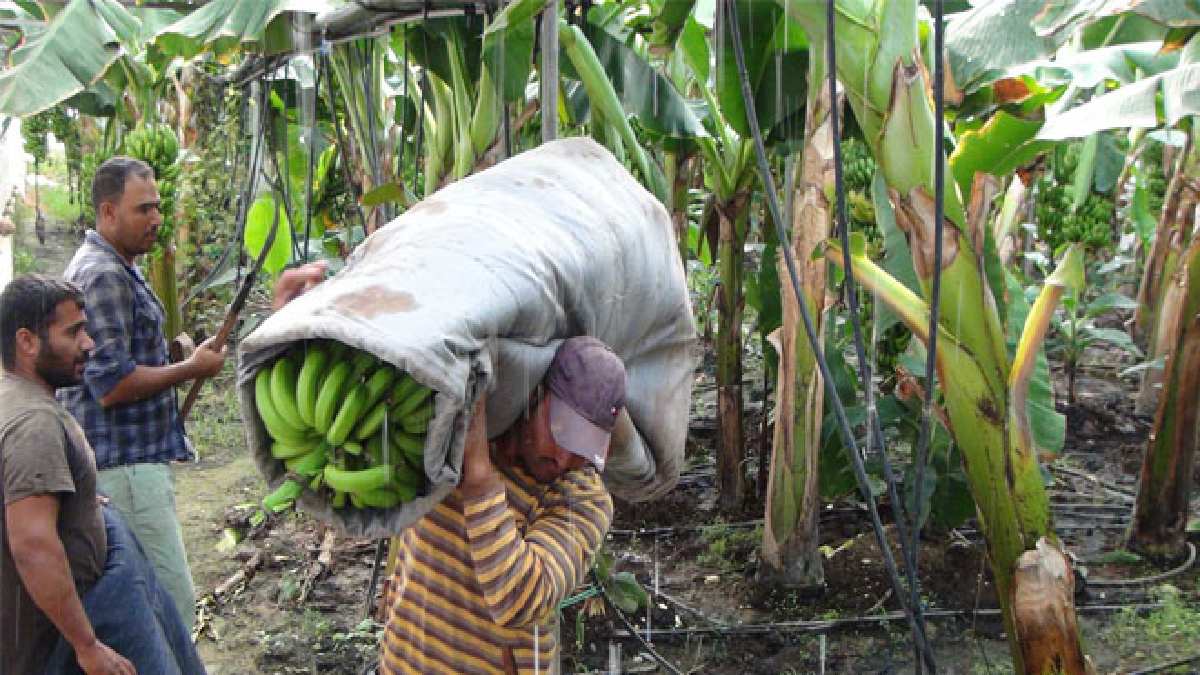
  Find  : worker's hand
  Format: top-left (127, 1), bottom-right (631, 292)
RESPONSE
top-left (273, 261), bottom-right (328, 311)
top-left (458, 395), bottom-right (498, 497)
top-left (76, 639), bottom-right (136, 675)
top-left (186, 335), bottom-right (227, 380)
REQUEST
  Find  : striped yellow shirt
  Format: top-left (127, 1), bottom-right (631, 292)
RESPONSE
top-left (381, 462), bottom-right (612, 674)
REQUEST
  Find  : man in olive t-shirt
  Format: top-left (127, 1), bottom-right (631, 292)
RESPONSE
top-left (0, 275), bottom-right (132, 675)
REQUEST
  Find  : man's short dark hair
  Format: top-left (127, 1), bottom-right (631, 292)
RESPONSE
top-left (0, 275), bottom-right (84, 370)
top-left (92, 156), bottom-right (154, 216)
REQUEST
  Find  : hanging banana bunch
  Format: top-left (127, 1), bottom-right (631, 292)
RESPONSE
top-left (122, 123), bottom-right (182, 252)
top-left (254, 340), bottom-right (433, 514)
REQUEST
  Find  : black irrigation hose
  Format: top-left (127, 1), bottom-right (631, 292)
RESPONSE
top-left (910, 2), bottom-right (947, 672)
top-left (590, 570), bottom-right (684, 675)
top-left (1128, 652), bottom-right (1200, 675)
top-left (820, 0), bottom-right (927, 647)
top-left (1085, 542), bottom-right (1196, 588)
top-left (723, 1), bottom-right (936, 671)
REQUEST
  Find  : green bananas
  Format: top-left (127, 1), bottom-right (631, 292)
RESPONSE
top-left (122, 123), bottom-right (182, 252)
top-left (253, 340), bottom-right (434, 516)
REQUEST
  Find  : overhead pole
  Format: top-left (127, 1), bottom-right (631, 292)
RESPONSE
top-left (540, 0), bottom-right (558, 143)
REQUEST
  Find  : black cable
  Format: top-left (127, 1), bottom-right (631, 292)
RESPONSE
top-left (821, 0), bottom-right (925, 630)
top-left (723, 1), bottom-right (936, 670)
top-left (319, 51), bottom-right (369, 243)
top-left (236, 83), bottom-right (271, 290)
top-left (398, 27), bottom-right (409, 190)
top-left (909, 4), bottom-right (946, 672)
top-left (412, 26), bottom-right (430, 197)
top-left (302, 45), bottom-right (324, 263)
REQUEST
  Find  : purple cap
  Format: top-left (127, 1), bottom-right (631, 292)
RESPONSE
top-left (545, 337), bottom-right (626, 471)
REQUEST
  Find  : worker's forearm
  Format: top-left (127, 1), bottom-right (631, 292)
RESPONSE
top-left (100, 362), bottom-right (199, 407)
top-left (11, 536), bottom-right (97, 652)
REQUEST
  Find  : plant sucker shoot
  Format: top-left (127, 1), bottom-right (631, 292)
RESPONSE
top-left (760, 57), bottom-right (839, 590)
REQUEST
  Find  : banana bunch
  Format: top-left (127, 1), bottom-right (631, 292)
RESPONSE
top-left (255, 340), bottom-right (434, 514)
top-left (123, 124), bottom-right (180, 177)
top-left (1035, 175), bottom-right (1114, 252)
top-left (123, 124), bottom-right (182, 251)
top-left (840, 138), bottom-right (877, 194)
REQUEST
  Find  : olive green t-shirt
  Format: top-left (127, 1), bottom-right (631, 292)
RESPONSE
top-left (0, 373), bottom-right (107, 675)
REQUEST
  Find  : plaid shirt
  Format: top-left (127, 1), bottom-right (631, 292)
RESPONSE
top-left (57, 230), bottom-right (191, 468)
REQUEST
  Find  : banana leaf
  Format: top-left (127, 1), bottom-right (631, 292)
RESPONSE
top-left (945, 0), bottom-right (1075, 94)
top-left (678, 13), bottom-right (710, 83)
top-left (1081, 13), bottom-right (1171, 48)
top-left (481, 0), bottom-right (541, 103)
top-left (1004, 271), bottom-right (1065, 456)
top-left (1015, 41), bottom-right (1180, 88)
top-left (399, 16), bottom-right (483, 95)
top-left (648, 0), bottom-right (697, 47)
top-left (715, 0), bottom-right (807, 142)
top-left (1038, 62), bottom-right (1200, 139)
top-left (154, 0), bottom-right (331, 58)
top-left (565, 20), bottom-right (707, 142)
top-left (0, 0), bottom-right (138, 116)
top-left (948, 111), bottom-right (1054, 200)
top-left (1036, 0), bottom-right (1200, 38)
top-left (244, 195), bottom-right (293, 278)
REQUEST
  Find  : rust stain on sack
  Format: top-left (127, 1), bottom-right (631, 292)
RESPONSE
top-left (411, 200), bottom-right (448, 215)
top-left (336, 285), bottom-right (418, 318)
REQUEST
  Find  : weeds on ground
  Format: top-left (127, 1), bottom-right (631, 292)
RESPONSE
top-left (186, 369), bottom-right (245, 462)
top-left (1106, 583), bottom-right (1200, 668)
top-left (697, 523), bottom-right (762, 572)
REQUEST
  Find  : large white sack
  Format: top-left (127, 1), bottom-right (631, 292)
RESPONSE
top-left (237, 137), bottom-right (697, 538)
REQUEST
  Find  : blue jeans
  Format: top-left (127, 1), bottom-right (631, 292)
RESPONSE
top-left (45, 506), bottom-right (206, 675)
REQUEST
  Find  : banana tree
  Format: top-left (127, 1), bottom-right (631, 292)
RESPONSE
top-left (671, 0), bottom-right (806, 513)
top-left (1035, 29), bottom-right (1200, 559)
top-left (1128, 232), bottom-right (1200, 560)
top-left (386, 0), bottom-right (540, 202)
top-left (760, 53), bottom-right (836, 588)
top-left (786, 1), bottom-right (1090, 669)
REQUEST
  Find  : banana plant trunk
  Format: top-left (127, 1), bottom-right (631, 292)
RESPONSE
top-left (759, 78), bottom-right (838, 589)
top-left (1134, 137), bottom-right (1194, 342)
top-left (788, 1), bottom-right (1088, 670)
top-left (1135, 184), bottom-right (1198, 415)
top-left (147, 247), bottom-right (182, 346)
top-left (716, 201), bottom-right (749, 512)
top-left (1128, 235), bottom-right (1200, 561)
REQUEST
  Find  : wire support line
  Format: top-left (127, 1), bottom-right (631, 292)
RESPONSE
top-left (821, 0), bottom-right (928, 652)
top-left (910, 3), bottom-right (946, 672)
top-left (723, 1), bottom-right (936, 671)
top-left (302, 59), bottom-right (323, 263)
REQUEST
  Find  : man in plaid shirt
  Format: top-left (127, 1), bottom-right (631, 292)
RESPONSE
top-left (58, 157), bottom-right (226, 632)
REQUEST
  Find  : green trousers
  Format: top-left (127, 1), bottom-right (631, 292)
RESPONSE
top-left (97, 463), bottom-right (195, 633)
